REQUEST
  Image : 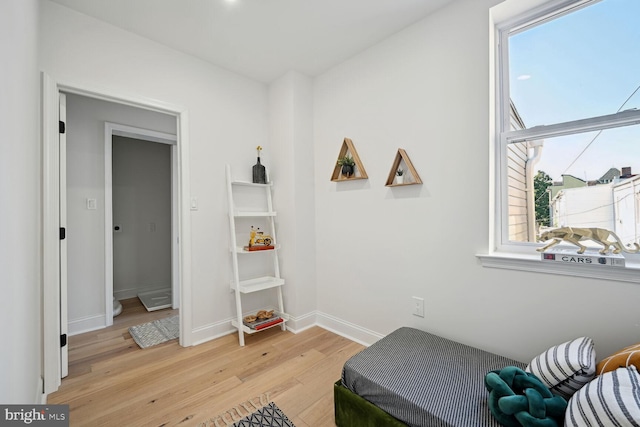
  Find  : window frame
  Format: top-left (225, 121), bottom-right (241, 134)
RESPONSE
top-left (481, 0), bottom-right (640, 283)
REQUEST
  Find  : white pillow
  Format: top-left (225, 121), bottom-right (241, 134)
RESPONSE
top-left (565, 366), bottom-right (640, 427)
top-left (525, 336), bottom-right (596, 399)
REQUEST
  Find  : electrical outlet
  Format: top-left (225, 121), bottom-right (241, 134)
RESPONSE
top-left (412, 296), bottom-right (424, 317)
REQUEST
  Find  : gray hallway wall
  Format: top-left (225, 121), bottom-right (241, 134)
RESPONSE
top-left (66, 93), bottom-right (176, 334)
top-left (112, 136), bottom-right (172, 300)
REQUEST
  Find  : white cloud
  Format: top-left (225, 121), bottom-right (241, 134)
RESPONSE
top-left (517, 74), bottom-right (532, 80)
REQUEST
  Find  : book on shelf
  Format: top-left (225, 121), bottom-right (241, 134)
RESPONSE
top-left (254, 318), bottom-right (284, 330)
top-left (243, 315), bottom-right (282, 329)
top-left (243, 245), bottom-right (275, 251)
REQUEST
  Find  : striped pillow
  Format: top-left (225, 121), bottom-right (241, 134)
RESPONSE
top-left (597, 342), bottom-right (640, 375)
top-left (525, 336), bottom-right (596, 399)
top-left (565, 366), bottom-right (640, 427)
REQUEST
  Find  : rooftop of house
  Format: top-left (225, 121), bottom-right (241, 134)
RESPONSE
top-left (552, 167), bottom-right (635, 187)
top-left (597, 167), bottom-right (622, 184)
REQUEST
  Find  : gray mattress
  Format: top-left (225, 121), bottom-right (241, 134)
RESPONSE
top-left (341, 327), bottom-right (526, 427)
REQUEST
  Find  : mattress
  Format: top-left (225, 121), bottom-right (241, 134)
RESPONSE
top-left (341, 327), bottom-right (526, 427)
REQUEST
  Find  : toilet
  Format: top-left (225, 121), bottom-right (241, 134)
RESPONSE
top-left (113, 296), bottom-right (123, 317)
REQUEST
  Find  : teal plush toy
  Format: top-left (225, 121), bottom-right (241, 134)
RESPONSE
top-left (485, 366), bottom-right (567, 427)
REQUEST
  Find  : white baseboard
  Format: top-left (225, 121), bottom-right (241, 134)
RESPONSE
top-left (187, 310), bottom-right (384, 348)
top-left (114, 288), bottom-right (138, 300)
top-left (282, 311), bottom-right (384, 346)
top-left (283, 311), bottom-right (318, 334)
top-left (190, 318), bottom-right (236, 346)
top-left (68, 314), bottom-right (106, 336)
top-left (114, 285), bottom-right (170, 301)
top-left (190, 311), bottom-right (318, 346)
top-left (66, 310), bottom-right (383, 347)
top-left (315, 312), bottom-right (384, 347)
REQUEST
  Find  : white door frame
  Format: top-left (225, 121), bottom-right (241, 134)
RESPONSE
top-left (105, 122), bottom-right (180, 326)
top-left (42, 72), bottom-right (193, 395)
top-left (59, 93), bottom-right (68, 379)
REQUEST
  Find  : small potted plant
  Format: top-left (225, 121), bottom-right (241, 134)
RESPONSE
top-left (337, 155), bottom-right (356, 178)
top-left (395, 168), bottom-right (404, 184)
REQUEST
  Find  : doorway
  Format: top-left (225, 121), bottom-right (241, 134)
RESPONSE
top-left (64, 93), bottom-right (178, 338)
top-left (110, 134), bottom-right (175, 314)
top-left (42, 74), bottom-right (193, 395)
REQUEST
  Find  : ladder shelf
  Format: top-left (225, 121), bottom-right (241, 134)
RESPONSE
top-left (226, 165), bottom-right (288, 346)
top-left (231, 276), bottom-right (285, 294)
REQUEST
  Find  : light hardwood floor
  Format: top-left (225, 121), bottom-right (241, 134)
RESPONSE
top-left (47, 298), bottom-right (364, 426)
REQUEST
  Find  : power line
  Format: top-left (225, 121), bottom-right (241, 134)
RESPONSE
top-left (550, 190), bottom-right (635, 219)
top-left (561, 83), bottom-right (640, 175)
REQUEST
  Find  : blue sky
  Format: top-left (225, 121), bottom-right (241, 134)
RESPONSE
top-left (509, 0), bottom-right (640, 181)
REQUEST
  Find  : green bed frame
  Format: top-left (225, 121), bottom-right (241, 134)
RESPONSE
top-left (334, 380), bottom-right (408, 427)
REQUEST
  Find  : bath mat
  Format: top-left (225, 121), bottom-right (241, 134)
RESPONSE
top-left (200, 394), bottom-right (295, 427)
top-left (128, 315), bottom-right (179, 349)
top-left (137, 288), bottom-right (172, 312)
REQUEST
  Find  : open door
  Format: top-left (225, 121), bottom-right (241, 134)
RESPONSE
top-left (59, 92), bottom-right (69, 378)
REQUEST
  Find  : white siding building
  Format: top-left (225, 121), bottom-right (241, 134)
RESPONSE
top-left (612, 176), bottom-right (640, 244)
top-left (551, 184), bottom-right (614, 230)
top-left (550, 175), bottom-right (640, 247)
top-left (507, 100), bottom-right (543, 242)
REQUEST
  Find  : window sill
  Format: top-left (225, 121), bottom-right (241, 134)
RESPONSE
top-left (477, 251), bottom-right (640, 284)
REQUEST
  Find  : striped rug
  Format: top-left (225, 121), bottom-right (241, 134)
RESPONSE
top-left (199, 394), bottom-right (295, 427)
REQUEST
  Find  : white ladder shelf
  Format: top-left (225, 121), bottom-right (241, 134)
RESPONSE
top-left (226, 165), bottom-right (287, 346)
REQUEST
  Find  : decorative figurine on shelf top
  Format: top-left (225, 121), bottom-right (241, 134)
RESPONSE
top-left (249, 225), bottom-right (257, 247)
top-left (246, 226), bottom-right (273, 251)
top-left (252, 145), bottom-right (267, 184)
top-left (536, 227), bottom-right (640, 255)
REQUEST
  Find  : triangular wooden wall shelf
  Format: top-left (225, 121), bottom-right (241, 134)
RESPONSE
top-left (385, 148), bottom-right (422, 186)
top-left (330, 138), bottom-right (368, 181)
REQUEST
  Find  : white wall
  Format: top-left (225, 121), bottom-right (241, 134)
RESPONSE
top-left (65, 94), bottom-right (175, 334)
top-left (112, 136), bottom-right (172, 300)
top-left (268, 72), bottom-right (317, 329)
top-left (0, 0), bottom-right (42, 403)
top-left (313, 0), bottom-right (640, 361)
top-left (40, 0), bottom-right (271, 342)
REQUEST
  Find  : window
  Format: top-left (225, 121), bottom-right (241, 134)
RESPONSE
top-left (486, 0), bottom-right (640, 280)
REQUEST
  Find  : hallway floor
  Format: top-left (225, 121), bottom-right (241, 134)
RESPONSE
top-left (65, 297), bottom-right (178, 378)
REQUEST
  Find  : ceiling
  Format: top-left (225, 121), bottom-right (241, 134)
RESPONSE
top-left (48, 0), bottom-right (455, 82)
